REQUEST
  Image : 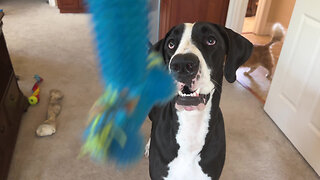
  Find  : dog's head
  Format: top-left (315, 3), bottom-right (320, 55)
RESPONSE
top-left (152, 22), bottom-right (253, 111)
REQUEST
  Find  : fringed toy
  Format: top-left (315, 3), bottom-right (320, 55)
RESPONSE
top-left (81, 0), bottom-right (176, 166)
top-left (28, 74), bottom-right (43, 105)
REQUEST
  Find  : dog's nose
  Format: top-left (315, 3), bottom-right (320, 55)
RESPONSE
top-left (170, 53), bottom-right (200, 79)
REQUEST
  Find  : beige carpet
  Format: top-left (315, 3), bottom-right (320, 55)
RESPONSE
top-left (1, 0), bottom-right (319, 179)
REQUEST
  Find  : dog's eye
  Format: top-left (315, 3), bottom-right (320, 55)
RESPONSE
top-left (168, 40), bottom-right (175, 49)
top-left (206, 37), bottom-right (216, 46)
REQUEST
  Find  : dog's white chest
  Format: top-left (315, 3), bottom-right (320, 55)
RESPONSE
top-left (165, 104), bottom-right (212, 180)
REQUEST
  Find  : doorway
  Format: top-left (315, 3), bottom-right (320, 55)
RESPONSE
top-left (242, 0), bottom-right (259, 33)
top-left (236, 0), bottom-right (296, 103)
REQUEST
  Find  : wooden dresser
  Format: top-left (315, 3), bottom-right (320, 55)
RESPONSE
top-left (57, 0), bottom-right (86, 13)
top-left (159, 0), bottom-right (230, 39)
top-left (0, 12), bottom-right (29, 180)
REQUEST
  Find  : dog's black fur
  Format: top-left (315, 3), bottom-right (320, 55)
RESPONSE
top-left (148, 22), bottom-right (253, 180)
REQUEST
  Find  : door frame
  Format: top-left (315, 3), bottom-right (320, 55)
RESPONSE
top-left (225, 0), bottom-right (249, 33)
top-left (226, 0), bottom-right (272, 34)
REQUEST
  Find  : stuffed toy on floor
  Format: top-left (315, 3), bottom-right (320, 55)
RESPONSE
top-left (36, 89), bottom-right (64, 137)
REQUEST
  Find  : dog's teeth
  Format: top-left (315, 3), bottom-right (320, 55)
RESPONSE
top-left (196, 89), bottom-right (200, 94)
top-left (192, 92), bottom-right (196, 97)
top-left (178, 91), bottom-right (183, 96)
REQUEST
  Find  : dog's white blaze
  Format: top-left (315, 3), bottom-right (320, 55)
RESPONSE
top-left (165, 93), bottom-right (213, 180)
top-left (163, 23), bottom-right (217, 179)
top-left (169, 23), bottom-right (214, 95)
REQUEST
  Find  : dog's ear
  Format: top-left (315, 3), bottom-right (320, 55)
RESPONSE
top-left (151, 39), bottom-right (165, 54)
top-left (214, 24), bottom-right (253, 83)
top-left (149, 39), bottom-right (166, 65)
top-left (150, 27), bottom-right (176, 64)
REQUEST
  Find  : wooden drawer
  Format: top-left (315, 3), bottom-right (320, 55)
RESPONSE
top-left (0, 67), bottom-right (11, 100)
top-left (3, 76), bottom-right (21, 126)
top-left (0, 107), bottom-right (9, 141)
top-left (0, 33), bottom-right (13, 99)
top-left (57, 0), bottom-right (86, 13)
top-left (0, 144), bottom-right (10, 180)
top-left (0, 107), bottom-right (14, 180)
top-left (0, 76), bottom-right (26, 180)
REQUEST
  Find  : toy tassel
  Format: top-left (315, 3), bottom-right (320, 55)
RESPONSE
top-left (81, 0), bottom-right (176, 166)
top-left (28, 74), bottom-right (43, 105)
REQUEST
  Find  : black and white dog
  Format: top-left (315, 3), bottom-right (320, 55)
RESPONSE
top-left (145, 22), bottom-right (253, 180)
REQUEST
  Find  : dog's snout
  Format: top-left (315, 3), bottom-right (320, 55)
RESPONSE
top-left (170, 53), bottom-right (199, 77)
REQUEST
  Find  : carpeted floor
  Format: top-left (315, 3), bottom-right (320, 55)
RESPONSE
top-left (1, 0), bottom-right (319, 179)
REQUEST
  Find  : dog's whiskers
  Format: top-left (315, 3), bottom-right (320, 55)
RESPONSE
top-left (210, 78), bottom-right (222, 95)
top-left (213, 87), bottom-right (221, 95)
top-left (210, 78), bottom-right (222, 88)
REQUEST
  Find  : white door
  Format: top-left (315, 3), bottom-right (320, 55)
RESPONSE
top-left (264, 0), bottom-right (320, 175)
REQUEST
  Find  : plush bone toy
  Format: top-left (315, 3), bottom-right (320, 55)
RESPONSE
top-left (36, 89), bottom-right (64, 137)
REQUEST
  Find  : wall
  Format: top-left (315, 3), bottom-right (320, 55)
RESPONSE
top-left (267, 0), bottom-right (296, 29)
top-left (148, 0), bottom-right (160, 44)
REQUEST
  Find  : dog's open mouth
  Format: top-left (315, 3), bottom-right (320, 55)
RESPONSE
top-left (175, 85), bottom-right (211, 111)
